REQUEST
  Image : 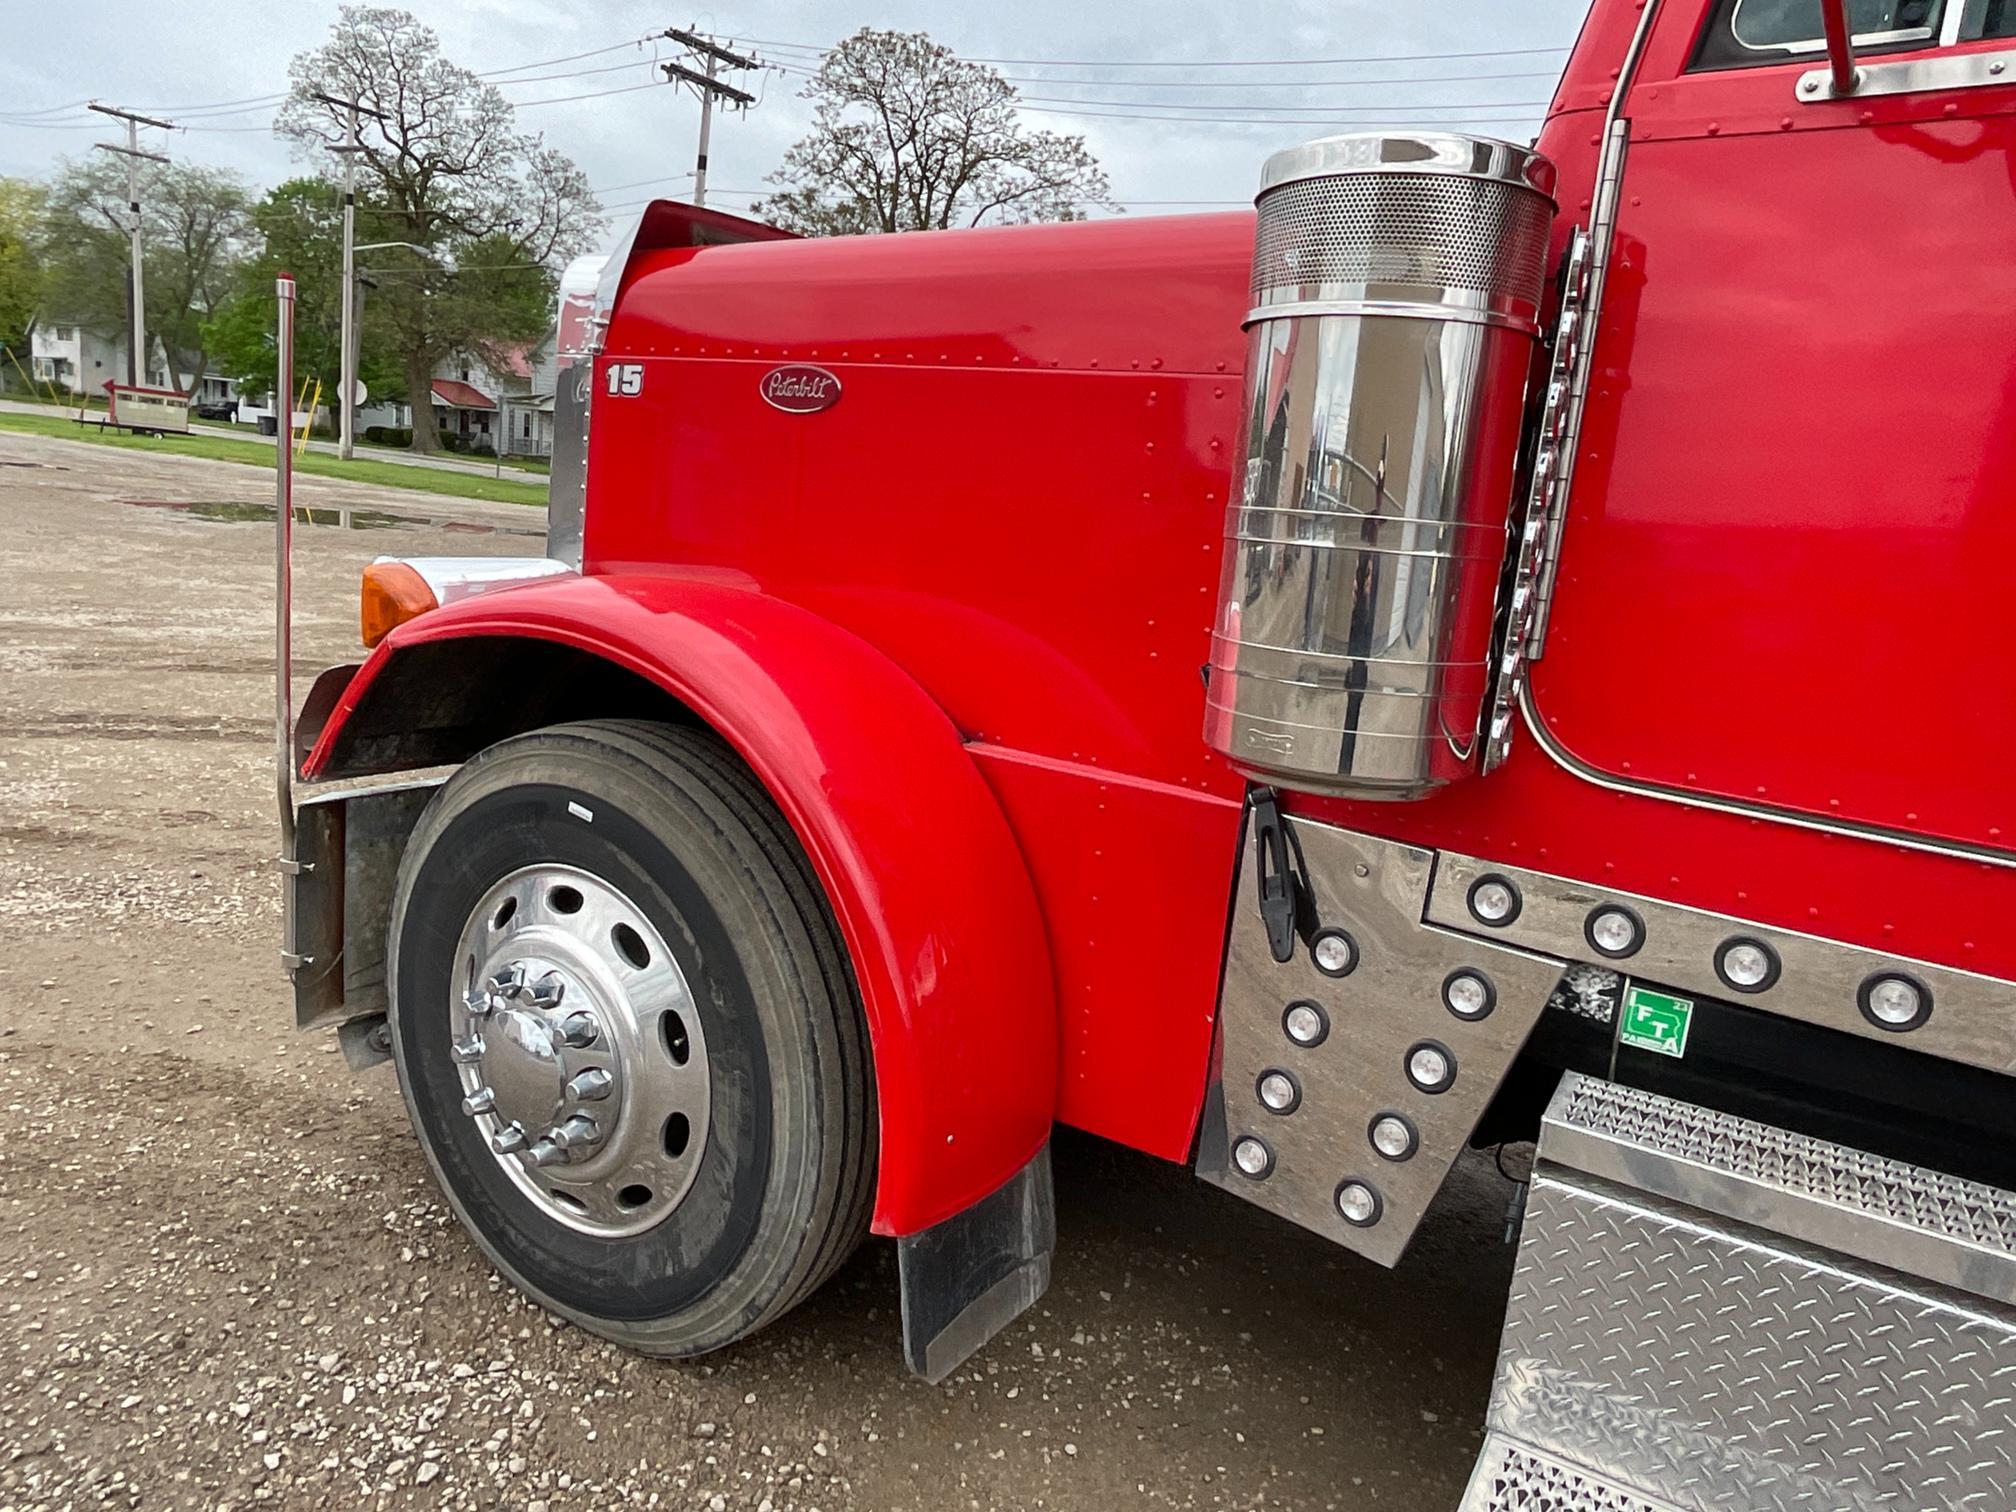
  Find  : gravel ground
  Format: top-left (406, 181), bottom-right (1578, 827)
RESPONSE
top-left (0, 429), bottom-right (1521, 1511)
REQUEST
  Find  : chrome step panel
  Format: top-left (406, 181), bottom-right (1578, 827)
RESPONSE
top-left (1461, 1073), bottom-right (2016, 1512)
top-left (1198, 819), bottom-right (1564, 1266)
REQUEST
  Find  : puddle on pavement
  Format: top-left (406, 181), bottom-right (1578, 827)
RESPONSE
top-left (122, 498), bottom-right (544, 539)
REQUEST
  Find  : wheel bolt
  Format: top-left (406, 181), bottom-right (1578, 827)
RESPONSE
top-left (490, 1124), bottom-right (527, 1154)
top-left (524, 972), bottom-right (566, 1010)
top-left (461, 1087), bottom-right (497, 1116)
top-left (553, 1114), bottom-right (600, 1150)
top-left (463, 987), bottom-right (493, 1018)
top-left (559, 1011), bottom-right (600, 1049)
top-left (568, 1067), bottom-right (613, 1102)
top-left (487, 964), bottom-right (528, 1000)
top-left (449, 1036), bottom-right (485, 1065)
top-left (527, 1138), bottom-right (565, 1167)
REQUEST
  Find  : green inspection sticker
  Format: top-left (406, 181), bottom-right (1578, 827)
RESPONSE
top-left (1619, 984), bottom-right (1694, 1059)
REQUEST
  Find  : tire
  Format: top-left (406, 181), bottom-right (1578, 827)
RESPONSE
top-left (386, 719), bottom-right (876, 1356)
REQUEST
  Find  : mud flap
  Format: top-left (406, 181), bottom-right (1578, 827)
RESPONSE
top-left (1460, 1073), bottom-right (2016, 1511)
top-left (288, 776), bottom-right (444, 1036)
top-left (897, 1143), bottom-right (1055, 1384)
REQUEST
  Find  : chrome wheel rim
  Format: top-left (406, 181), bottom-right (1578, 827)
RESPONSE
top-left (448, 863), bottom-right (711, 1237)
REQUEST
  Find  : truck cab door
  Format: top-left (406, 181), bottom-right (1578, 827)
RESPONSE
top-left (1528, 0), bottom-right (2016, 859)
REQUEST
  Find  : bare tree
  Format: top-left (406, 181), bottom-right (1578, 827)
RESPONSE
top-left (754, 29), bottom-right (1116, 236)
top-left (277, 5), bottom-right (601, 451)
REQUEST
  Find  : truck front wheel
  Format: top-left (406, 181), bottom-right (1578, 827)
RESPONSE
top-left (386, 720), bottom-right (875, 1356)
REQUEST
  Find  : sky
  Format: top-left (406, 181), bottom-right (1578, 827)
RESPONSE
top-left (0, 0), bottom-right (1595, 247)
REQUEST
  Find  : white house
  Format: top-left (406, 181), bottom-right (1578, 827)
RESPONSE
top-left (27, 319), bottom-right (239, 416)
top-left (425, 334), bottom-right (559, 457)
top-left (29, 319), bottom-right (130, 395)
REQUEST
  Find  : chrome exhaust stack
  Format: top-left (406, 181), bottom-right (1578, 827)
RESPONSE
top-left (1205, 133), bottom-right (1556, 799)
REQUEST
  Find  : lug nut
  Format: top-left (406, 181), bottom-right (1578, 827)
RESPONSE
top-left (461, 1087), bottom-right (497, 1116)
top-left (569, 1067), bottom-right (614, 1102)
top-left (554, 1114), bottom-right (600, 1150)
top-left (559, 1012), bottom-right (600, 1049)
top-left (490, 1124), bottom-right (527, 1154)
top-left (463, 987), bottom-right (494, 1017)
top-left (487, 964), bottom-right (528, 1000)
top-left (528, 1138), bottom-right (565, 1167)
top-left (449, 1036), bottom-right (486, 1065)
top-left (524, 972), bottom-right (567, 1010)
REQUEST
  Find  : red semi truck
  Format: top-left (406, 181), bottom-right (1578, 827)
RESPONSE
top-left (276, 0), bottom-right (2016, 1504)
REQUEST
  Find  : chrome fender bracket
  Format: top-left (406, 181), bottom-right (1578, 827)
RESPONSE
top-left (1197, 814), bottom-right (1563, 1266)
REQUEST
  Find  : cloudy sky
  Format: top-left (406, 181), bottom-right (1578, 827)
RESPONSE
top-left (0, 0), bottom-right (1592, 243)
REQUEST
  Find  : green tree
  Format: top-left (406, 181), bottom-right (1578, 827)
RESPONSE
top-left (0, 177), bottom-right (44, 368)
top-left (204, 179), bottom-right (402, 406)
top-left (754, 29), bottom-right (1116, 236)
top-left (276, 5), bottom-right (600, 451)
top-left (36, 156), bottom-right (250, 393)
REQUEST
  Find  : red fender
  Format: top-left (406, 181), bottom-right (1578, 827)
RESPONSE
top-left (304, 571), bottom-right (1059, 1236)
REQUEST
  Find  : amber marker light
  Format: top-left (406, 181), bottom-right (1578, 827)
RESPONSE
top-left (360, 560), bottom-right (438, 648)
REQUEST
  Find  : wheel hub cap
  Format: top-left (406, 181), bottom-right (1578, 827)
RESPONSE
top-left (449, 865), bottom-right (711, 1236)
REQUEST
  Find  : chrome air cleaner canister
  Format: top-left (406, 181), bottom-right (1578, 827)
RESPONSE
top-left (1205, 133), bottom-right (1556, 797)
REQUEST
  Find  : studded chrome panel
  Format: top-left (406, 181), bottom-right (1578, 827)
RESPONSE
top-left (1427, 850), bottom-right (2016, 1077)
top-left (1460, 1438), bottom-right (1679, 1512)
top-left (1196, 818), bottom-right (1563, 1267)
top-left (1464, 1076), bottom-right (2016, 1512)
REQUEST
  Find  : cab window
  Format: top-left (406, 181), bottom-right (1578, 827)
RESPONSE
top-left (1955, 0), bottom-right (2016, 37)
top-left (1693, 0), bottom-right (1944, 69)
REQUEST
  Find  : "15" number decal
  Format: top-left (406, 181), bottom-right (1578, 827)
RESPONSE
top-left (605, 363), bottom-right (643, 397)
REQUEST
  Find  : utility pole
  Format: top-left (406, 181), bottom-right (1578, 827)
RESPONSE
top-left (312, 91), bottom-right (387, 460)
top-left (89, 104), bottom-right (173, 388)
top-left (661, 29), bottom-right (758, 208)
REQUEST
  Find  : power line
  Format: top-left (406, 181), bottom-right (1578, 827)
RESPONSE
top-left (972, 68), bottom-right (1563, 90)
top-left (744, 35), bottom-right (1570, 68)
top-left (514, 78), bottom-right (668, 111)
top-left (1020, 94), bottom-right (1548, 113)
top-left (0, 99), bottom-right (95, 121)
top-left (4, 34), bottom-right (662, 125)
top-left (170, 73), bottom-right (676, 131)
top-left (1017, 102), bottom-right (1542, 126)
top-left (768, 63), bottom-right (1546, 112)
top-left (591, 171), bottom-right (695, 196)
top-left (478, 37), bottom-right (659, 78)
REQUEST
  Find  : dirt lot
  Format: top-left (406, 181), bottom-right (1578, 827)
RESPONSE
top-left (0, 429), bottom-right (1520, 1511)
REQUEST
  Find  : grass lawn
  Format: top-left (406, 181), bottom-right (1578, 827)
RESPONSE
top-left (0, 411), bottom-right (550, 507)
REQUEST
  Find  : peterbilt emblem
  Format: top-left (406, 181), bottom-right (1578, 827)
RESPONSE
top-left (760, 365), bottom-right (841, 413)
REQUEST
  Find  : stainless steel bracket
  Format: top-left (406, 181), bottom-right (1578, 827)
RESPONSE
top-left (1798, 45), bottom-right (2016, 101)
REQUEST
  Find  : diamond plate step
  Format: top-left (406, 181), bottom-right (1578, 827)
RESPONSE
top-left (1461, 1073), bottom-right (2016, 1512)
top-left (1545, 1072), bottom-right (2016, 1306)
